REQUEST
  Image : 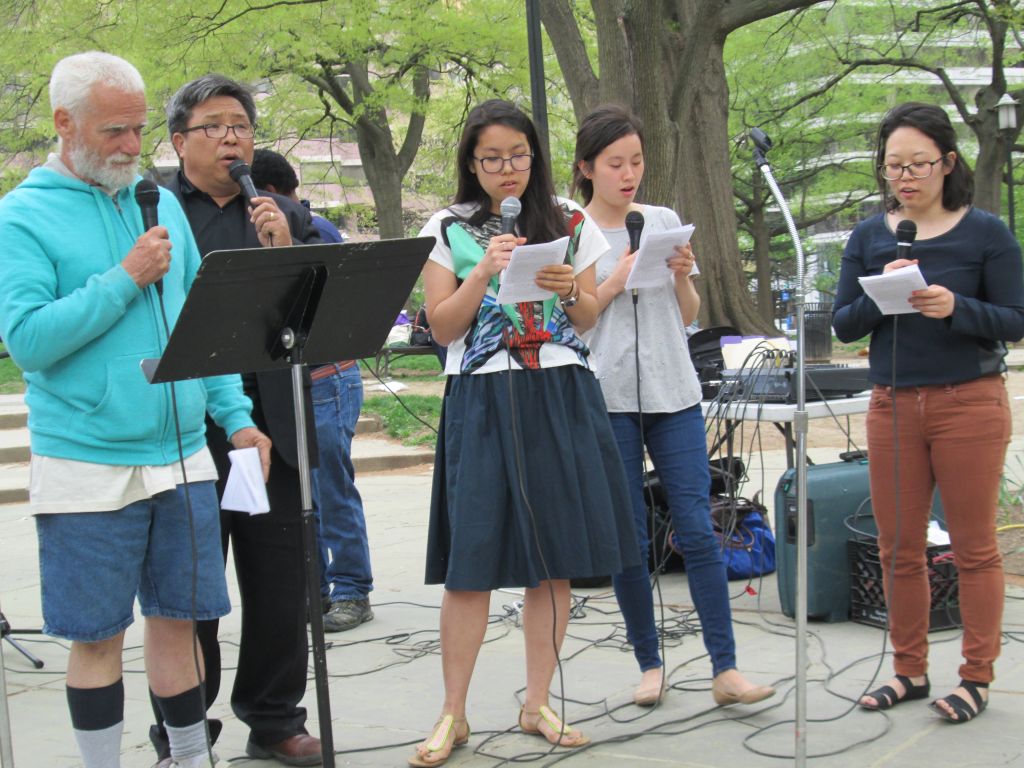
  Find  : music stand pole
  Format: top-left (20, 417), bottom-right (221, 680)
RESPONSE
top-left (281, 328), bottom-right (335, 766)
top-left (142, 237), bottom-right (434, 768)
top-left (753, 129), bottom-right (808, 767)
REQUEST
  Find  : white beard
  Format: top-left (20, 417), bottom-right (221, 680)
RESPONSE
top-left (68, 142), bottom-right (139, 191)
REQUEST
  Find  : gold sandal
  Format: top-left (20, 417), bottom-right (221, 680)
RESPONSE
top-left (518, 705), bottom-right (590, 748)
top-left (407, 714), bottom-right (470, 767)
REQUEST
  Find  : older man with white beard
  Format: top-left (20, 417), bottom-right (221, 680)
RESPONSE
top-left (0, 52), bottom-right (270, 768)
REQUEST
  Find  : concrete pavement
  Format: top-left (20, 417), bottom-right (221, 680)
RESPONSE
top-left (2, 466), bottom-right (1024, 767)
top-left (3, 354), bottom-right (1024, 766)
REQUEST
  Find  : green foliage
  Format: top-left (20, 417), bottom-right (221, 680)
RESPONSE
top-left (361, 393), bottom-right (440, 446)
top-left (0, 344), bottom-right (24, 394)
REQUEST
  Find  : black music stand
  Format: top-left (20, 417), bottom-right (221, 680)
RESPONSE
top-left (143, 237), bottom-right (433, 768)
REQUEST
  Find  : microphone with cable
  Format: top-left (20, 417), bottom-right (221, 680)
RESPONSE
top-left (228, 159), bottom-right (259, 207)
top-left (896, 219), bottom-right (917, 261)
top-left (134, 179), bottom-right (163, 296)
top-left (625, 210), bottom-right (644, 303)
top-left (500, 196), bottom-right (521, 235)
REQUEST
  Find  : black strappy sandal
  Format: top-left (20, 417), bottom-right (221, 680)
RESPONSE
top-left (860, 674), bottom-right (930, 711)
top-left (930, 680), bottom-right (988, 724)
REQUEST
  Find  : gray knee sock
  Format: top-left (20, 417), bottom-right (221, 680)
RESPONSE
top-left (72, 722), bottom-right (124, 768)
top-left (166, 721), bottom-right (213, 765)
top-left (155, 685), bottom-right (210, 764)
top-left (67, 680), bottom-right (124, 768)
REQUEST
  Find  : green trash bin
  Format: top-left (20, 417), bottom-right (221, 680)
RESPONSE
top-left (803, 302), bottom-right (833, 363)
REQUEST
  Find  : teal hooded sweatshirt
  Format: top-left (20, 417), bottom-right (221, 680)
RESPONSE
top-left (0, 166), bottom-right (254, 465)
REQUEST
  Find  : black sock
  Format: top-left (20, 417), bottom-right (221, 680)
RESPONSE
top-left (67, 678), bottom-right (124, 731)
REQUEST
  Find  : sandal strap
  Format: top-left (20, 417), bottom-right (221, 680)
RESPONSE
top-left (425, 715), bottom-right (459, 753)
top-left (538, 705), bottom-right (571, 734)
top-left (959, 680), bottom-right (988, 709)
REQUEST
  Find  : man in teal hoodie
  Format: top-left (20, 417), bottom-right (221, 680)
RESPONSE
top-left (0, 52), bottom-right (270, 768)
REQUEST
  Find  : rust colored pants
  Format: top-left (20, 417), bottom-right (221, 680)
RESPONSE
top-left (866, 374), bottom-right (1009, 684)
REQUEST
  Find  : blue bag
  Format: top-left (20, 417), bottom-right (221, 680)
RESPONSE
top-left (671, 494), bottom-right (777, 581)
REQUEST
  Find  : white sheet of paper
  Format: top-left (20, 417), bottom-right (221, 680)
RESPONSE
top-left (625, 225), bottom-right (696, 290)
top-left (857, 264), bottom-right (928, 315)
top-left (220, 447), bottom-right (270, 515)
top-left (495, 237), bottom-right (570, 304)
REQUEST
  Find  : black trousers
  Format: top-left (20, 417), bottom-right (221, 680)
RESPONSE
top-left (151, 435), bottom-right (310, 754)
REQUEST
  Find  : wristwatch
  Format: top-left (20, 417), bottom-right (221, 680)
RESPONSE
top-left (560, 280), bottom-right (579, 308)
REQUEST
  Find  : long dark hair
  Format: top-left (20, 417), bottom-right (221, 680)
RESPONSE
top-left (572, 104), bottom-right (645, 205)
top-left (453, 99), bottom-right (565, 243)
top-left (875, 102), bottom-right (973, 212)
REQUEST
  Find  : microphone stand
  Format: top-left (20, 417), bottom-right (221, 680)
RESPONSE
top-left (0, 605), bottom-right (16, 767)
top-left (752, 129), bottom-right (808, 767)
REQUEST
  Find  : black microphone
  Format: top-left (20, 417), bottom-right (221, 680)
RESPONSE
top-left (625, 210), bottom-right (644, 253)
top-left (896, 219), bottom-right (917, 261)
top-left (134, 179), bottom-right (163, 296)
top-left (228, 159), bottom-right (259, 206)
top-left (625, 210), bottom-right (644, 303)
top-left (500, 196), bottom-right (521, 235)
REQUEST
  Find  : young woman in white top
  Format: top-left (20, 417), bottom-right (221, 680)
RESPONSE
top-left (575, 103), bottom-right (775, 709)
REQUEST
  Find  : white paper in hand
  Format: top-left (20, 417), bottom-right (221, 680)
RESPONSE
top-left (495, 237), bottom-right (570, 304)
top-left (625, 225), bottom-right (696, 290)
top-left (221, 447), bottom-right (270, 515)
top-left (857, 264), bottom-right (928, 315)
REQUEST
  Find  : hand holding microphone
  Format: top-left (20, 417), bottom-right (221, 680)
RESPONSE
top-left (125, 179), bottom-right (171, 292)
top-left (229, 159), bottom-right (291, 246)
top-left (480, 197), bottom-right (525, 278)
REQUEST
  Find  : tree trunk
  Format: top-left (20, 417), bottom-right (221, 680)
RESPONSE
top-left (678, 43), bottom-right (768, 332)
top-left (356, 125), bottom-right (406, 239)
top-left (544, 0), bottom-right (800, 334)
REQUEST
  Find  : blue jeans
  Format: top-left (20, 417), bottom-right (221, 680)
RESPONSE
top-left (609, 405), bottom-right (737, 676)
top-left (311, 364), bottom-right (373, 601)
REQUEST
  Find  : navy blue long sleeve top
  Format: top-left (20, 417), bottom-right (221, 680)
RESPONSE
top-left (833, 207), bottom-right (1024, 387)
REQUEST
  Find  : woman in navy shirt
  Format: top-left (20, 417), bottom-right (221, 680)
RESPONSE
top-left (834, 102), bottom-right (1024, 723)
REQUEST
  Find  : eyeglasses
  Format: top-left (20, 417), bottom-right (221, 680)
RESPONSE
top-left (474, 154), bottom-right (533, 174)
top-left (180, 123), bottom-right (255, 140)
top-left (879, 157), bottom-right (945, 181)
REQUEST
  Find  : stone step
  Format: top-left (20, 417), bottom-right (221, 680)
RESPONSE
top-left (0, 413), bottom-right (430, 505)
top-left (0, 462), bottom-right (29, 505)
top-left (0, 428), bottom-right (30, 463)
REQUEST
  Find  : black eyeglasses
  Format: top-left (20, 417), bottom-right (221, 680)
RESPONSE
top-left (879, 157), bottom-right (945, 181)
top-left (180, 123), bottom-right (255, 140)
top-left (474, 154), bottom-right (533, 174)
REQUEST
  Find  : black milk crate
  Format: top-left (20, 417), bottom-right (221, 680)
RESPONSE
top-left (847, 538), bottom-right (962, 631)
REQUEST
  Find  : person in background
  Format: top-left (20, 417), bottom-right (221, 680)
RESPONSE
top-left (0, 51), bottom-right (269, 768)
top-left (410, 99), bottom-right (639, 767)
top-left (251, 147), bottom-right (375, 633)
top-left (250, 148), bottom-right (345, 243)
top-left (573, 103), bottom-right (775, 709)
top-left (834, 102), bottom-right (1024, 723)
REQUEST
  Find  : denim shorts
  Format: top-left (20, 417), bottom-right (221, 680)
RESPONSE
top-left (35, 481), bottom-right (230, 642)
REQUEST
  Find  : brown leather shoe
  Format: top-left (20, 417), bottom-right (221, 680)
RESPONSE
top-left (245, 734), bottom-right (323, 766)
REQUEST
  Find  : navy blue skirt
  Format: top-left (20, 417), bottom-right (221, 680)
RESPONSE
top-left (425, 364), bottom-right (639, 590)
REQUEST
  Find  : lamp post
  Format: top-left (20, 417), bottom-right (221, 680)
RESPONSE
top-left (996, 92), bottom-right (1018, 237)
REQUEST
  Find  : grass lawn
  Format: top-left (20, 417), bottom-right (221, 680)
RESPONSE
top-left (0, 344), bottom-right (25, 394)
top-left (361, 393), bottom-right (441, 447)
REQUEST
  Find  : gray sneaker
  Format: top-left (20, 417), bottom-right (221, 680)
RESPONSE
top-left (322, 599), bottom-right (373, 632)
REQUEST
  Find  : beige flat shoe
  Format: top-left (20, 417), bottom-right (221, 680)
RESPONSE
top-left (712, 677), bottom-right (776, 706)
top-left (633, 669), bottom-right (668, 707)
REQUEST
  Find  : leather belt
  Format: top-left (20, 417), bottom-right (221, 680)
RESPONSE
top-left (310, 360), bottom-right (357, 381)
